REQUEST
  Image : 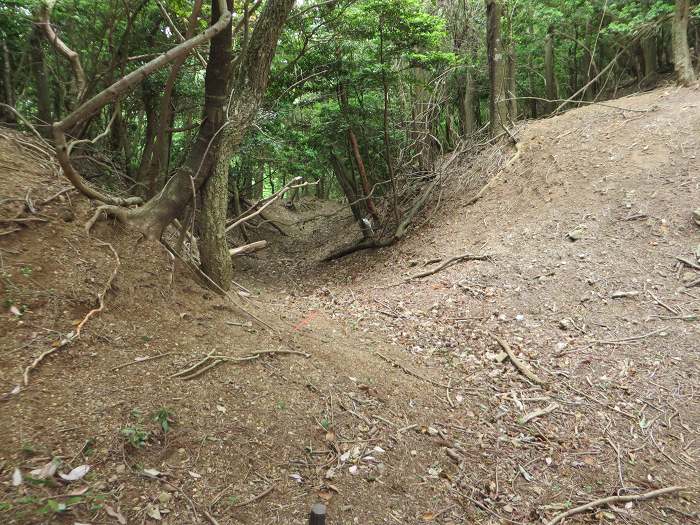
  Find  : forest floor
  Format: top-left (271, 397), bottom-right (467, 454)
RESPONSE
top-left (1, 86), bottom-right (699, 525)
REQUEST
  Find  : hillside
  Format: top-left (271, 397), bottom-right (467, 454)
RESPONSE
top-left (1, 86), bottom-right (699, 524)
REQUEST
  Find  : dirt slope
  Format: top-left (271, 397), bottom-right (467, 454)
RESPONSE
top-left (1, 86), bottom-right (699, 525)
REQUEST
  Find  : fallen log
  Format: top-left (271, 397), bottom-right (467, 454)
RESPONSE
top-left (229, 240), bottom-right (267, 257)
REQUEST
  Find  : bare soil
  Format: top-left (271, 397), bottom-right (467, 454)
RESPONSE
top-left (1, 86), bottom-right (699, 525)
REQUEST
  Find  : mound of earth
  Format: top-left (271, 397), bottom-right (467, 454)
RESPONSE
top-left (1, 86), bottom-right (699, 525)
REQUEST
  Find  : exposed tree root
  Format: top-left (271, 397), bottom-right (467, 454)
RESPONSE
top-left (406, 253), bottom-right (491, 280)
top-left (545, 486), bottom-right (688, 525)
top-left (21, 240), bottom-right (120, 388)
top-left (172, 349), bottom-right (310, 380)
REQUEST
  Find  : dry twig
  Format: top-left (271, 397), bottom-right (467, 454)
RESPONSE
top-left (111, 352), bottom-right (176, 372)
top-left (489, 333), bottom-right (546, 386)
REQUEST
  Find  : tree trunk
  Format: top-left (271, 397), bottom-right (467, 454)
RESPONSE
top-left (198, 0), bottom-right (234, 289)
top-left (458, 69), bottom-right (476, 135)
top-left (200, 155), bottom-right (233, 290)
top-left (672, 0), bottom-right (696, 85)
top-left (336, 78), bottom-right (379, 222)
top-left (121, 0), bottom-right (295, 241)
top-left (544, 28), bottom-right (557, 113)
top-left (506, 48), bottom-right (517, 119)
top-left (29, 27), bottom-right (52, 135)
top-left (485, 0), bottom-right (507, 136)
top-left (135, 82), bottom-right (160, 197)
top-left (329, 151), bottom-right (371, 238)
top-left (641, 34), bottom-right (658, 83)
top-left (151, 0), bottom-right (204, 194)
top-left (1, 41), bottom-right (16, 124)
top-left (413, 66), bottom-right (438, 171)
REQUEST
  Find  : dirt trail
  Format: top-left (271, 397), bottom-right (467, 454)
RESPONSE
top-left (1, 87), bottom-right (699, 524)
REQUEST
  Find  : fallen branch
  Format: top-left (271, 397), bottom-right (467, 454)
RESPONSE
top-left (229, 240), bottom-right (267, 256)
top-left (226, 177), bottom-right (310, 232)
top-left (676, 256), bottom-right (700, 271)
top-left (544, 486), bottom-right (688, 525)
top-left (489, 332), bottom-right (546, 386)
top-left (41, 187), bottom-right (75, 205)
top-left (589, 327), bottom-right (668, 346)
top-left (230, 485), bottom-right (275, 508)
top-left (406, 253), bottom-right (490, 280)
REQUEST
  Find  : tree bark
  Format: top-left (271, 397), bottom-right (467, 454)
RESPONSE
top-left (1, 41), bottom-right (15, 124)
top-left (506, 48), bottom-right (518, 119)
top-left (29, 27), bottom-right (52, 135)
top-left (198, 0), bottom-right (235, 289)
top-left (544, 28), bottom-right (557, 113)
top-left (458, 69), bottom-right (476, 135)
top-left (197, 0), bottom-right (295, 287)
top-left (641, 35), bottom-right (658, 83)
top-left (337, 79), bottom-right (379, 222)
top-left (200, 155), bottom-right (234, 289)
top-left (485, 0), bottom-right (507, 136)
top-left (672, 0), bottom-right (696, 85)
top-left (329, 151), bottom-right (371, 238)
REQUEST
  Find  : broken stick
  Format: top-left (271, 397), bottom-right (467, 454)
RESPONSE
top-left (489, 332), bottom-right (546, 386)
top-left (229, 240), bottom-right (267, 257)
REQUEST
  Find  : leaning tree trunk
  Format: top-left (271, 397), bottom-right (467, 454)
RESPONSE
top-left (672, 0), bottom-right (696, 85)
top-left (485, 0), bottom-right (508, 136)
top-left (544, 28), bottom-right (557, 113)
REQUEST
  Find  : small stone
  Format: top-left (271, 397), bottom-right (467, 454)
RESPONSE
top-left (559, 318), bottom-right (572, 330)
top-left (682, 271), bottom-right (697, 284)
top-left (158, 492), bottom-right (171, 505)
top-left (692, 208), bottom-right (700, 226)
top-left (566, 227), bottom-right (585, 241)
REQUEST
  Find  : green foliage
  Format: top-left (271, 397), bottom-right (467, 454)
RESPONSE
top-left (120, 425), bottom-right (150, 448)
top-left (153, 407), bottom-right (173, 433)
top-left (1, 0), bottom-right (693, 222)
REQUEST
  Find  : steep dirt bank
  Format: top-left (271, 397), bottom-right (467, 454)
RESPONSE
top-left (1, 86), bottom-right (699, 525)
